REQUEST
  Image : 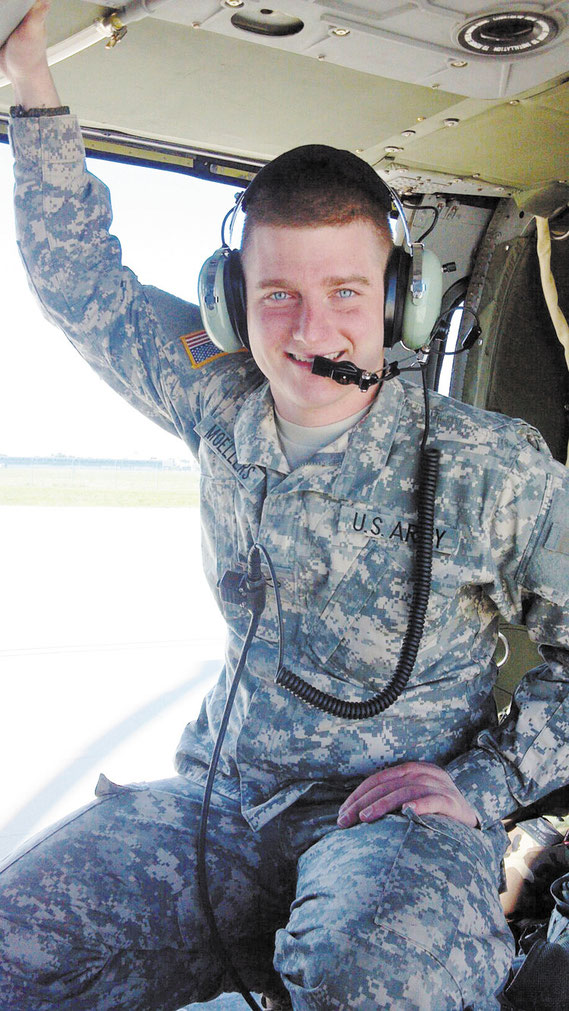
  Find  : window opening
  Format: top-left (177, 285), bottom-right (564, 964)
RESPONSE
top-left (436, 300), bottom-right (465, 397)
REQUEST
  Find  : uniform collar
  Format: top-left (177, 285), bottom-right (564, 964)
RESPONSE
top-left (234, 381), bottom-right (290, 474)
top-left (333, 377), bottom-right (405, 501)
top-left (233, 376), bottom-right (406, 494)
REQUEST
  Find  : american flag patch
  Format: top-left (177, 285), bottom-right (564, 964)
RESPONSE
top-left (181, 330), bottom-right (226, 369)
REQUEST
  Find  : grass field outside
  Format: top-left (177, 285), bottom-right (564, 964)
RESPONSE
top-left (0, 465), bottom-right (200, 507)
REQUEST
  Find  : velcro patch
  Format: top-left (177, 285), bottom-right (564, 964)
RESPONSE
top-left (543, 488), bottom-right (569, 556)
top-left (544, 523), bottom-right (569, 556)
top-left (181, 330), bottom-right (226, 369)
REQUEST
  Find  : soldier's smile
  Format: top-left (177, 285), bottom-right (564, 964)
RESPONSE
top-left (242, 219), bottom-right (390, 427)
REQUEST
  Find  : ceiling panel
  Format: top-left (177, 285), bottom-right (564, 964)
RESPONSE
top-left (82, 0), bottom-right (569, 100)
top-left (0, 1), bottom-right (568, 199)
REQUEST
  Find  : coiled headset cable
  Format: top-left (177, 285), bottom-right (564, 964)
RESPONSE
top-left (275, 359), bottom-right (440, 718)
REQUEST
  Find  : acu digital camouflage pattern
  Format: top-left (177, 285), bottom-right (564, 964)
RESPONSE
top-left (0, 775), bottom-right (513, 1010)
top-left (3, 111), bottom-right (569, 1009)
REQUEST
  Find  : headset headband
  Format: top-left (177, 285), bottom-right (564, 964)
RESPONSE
top-left (198, 145), bottom-right (442, 353)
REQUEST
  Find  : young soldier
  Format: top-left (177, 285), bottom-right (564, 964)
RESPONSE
top-left (2, 4), bottom-right (569, 1009)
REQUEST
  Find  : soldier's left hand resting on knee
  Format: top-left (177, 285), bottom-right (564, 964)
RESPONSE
top-left (337, 761), bottom-right (479, 829)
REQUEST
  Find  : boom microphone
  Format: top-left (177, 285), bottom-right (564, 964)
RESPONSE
top-left (311, 355), bottom-right (400, 390)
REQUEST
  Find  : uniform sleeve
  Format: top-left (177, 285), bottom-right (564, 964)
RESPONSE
top-left (8, 112), bottom-right (236, 457)
top-left (447, 436), bottom-right (569, 828)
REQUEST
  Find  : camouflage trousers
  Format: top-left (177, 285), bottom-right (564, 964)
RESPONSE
top-left (0, 773), bottom-right (514, 1010)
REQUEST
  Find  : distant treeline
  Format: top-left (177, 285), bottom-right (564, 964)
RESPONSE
top-left (0, 455), bottom-right (193, 470)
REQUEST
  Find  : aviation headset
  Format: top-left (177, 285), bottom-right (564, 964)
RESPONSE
top-left (198, 144), bottom-right (443, 355)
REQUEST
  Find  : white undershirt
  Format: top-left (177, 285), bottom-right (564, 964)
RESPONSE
top-left (275, 404), bottom-right (371, 469)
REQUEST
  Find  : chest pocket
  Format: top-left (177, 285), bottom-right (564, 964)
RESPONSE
top-left (200, 473), bottom-right (239, 591)
top-left (303, 525), bottom-right (483, 691)
top-left (200, 469), bottom-right (298, 650)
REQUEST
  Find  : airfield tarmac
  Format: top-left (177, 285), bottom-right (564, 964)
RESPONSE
top-left (1, 505), bottom-right (226, 857)
top-left (0, 504), bottom-right (275, 1009)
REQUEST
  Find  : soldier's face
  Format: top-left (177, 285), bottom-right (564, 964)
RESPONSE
top-left (242, 220), bottom-right (389, 426)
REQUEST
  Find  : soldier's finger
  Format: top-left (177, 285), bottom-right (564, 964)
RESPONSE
top-left (339, 767), bottom-right (447, 815)
top-left (403, 791), bottom-right (479, 828)
top-left (338, 783), bottom-right (433, 826)
top-left (358, 784), bottom-right (439, 822)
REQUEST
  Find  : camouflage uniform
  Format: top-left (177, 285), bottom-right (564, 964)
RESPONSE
top-left (2, 112), bottom-right (569, 1010)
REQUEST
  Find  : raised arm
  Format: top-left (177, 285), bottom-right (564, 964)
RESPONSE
top-left (0, 0), bottom-right (60, 109)
top-left (3, 2), bottom-right (259, 454)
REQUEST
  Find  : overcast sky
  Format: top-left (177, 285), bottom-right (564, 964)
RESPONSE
top-left (0, 140), bottom-right (237, 461)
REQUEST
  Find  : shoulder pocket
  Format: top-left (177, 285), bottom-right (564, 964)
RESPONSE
top-left (521, 487), bottom-right (569, 607)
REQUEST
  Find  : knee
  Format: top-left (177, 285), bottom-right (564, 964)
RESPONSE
top-left (273, 923), bottom-right (462, 1010)
top-left (273, 922), bottom-right (354, 1006)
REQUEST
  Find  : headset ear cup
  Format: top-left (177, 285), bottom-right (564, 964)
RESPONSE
top-left (384, 245), bottom-right (411, 349)
top-left (198, 248), bottom-right (247, 352)
top-left (224, 249), bottom-right (249, 349)
top-left (401, 248), bottom-right (443, 350)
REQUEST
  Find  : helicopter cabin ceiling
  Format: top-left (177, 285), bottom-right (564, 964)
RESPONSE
top-left (0, 0), bottom-right (568, 201)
